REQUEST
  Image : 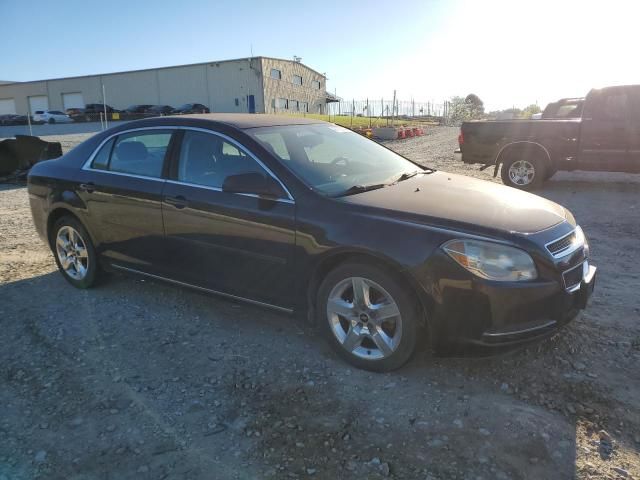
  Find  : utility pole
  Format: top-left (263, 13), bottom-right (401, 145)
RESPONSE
top-left (391, 90), bottom-right (396, 127)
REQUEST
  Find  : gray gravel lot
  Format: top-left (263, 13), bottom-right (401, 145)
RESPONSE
top-left (1, 126), bottom-right (639, 479)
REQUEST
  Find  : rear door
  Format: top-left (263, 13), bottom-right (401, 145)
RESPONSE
top-left (578, 87), bottom-right (630, 171)
top-left (160, 128), bottom-right (296, 307)
top-left (78, 128), bottom-right (176, 272)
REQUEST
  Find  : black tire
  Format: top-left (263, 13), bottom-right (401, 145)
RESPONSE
top-left (317, 262), bottom-right (420, 372)
top-left (544, 166), bottom-right (558, 180)
top-left (48, 117), bottom-right (56, 124)
top-left (50, 216), bottom-right (100, 289)
top-left (500, 154), bottom-right (546, 191)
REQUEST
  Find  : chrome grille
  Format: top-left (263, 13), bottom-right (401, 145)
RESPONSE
top-left (546, 231), bottom-right (577, 257)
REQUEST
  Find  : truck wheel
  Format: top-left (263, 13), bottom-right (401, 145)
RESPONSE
top-left (544, 166), bottom-right (558, 180)
top-left (500, 156), bottom-right (545, 190)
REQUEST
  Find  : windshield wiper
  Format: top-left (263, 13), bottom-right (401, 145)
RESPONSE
top-left (332, 183), bottom-right (387, 198)
top-left (390, 169), bottom-right (431, 184)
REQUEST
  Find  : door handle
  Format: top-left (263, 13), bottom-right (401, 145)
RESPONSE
top-left (164, 195), bottom-right (188, 209)
top-left (78, 182), bottom-right (95, 193)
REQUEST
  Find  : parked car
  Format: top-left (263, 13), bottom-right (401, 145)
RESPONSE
top-left (0, 114), bottom-right (29, 126)
top-left (32, 110), bottom-right (73, 124)
top-left (148, 105), bottom-right (176, 116)
top-left (81, 104), bottom-right (122, 122)
top-left (65, 107), bottom-right (86, 122)
top-left (27, 114), bottom-right (596, 372)
top-left (122, 104), bottom-right (154, 120)
top-left (173, 103), bottom-right (210, 114)
top-left (457, 84), bottom-right (640, 190)
top-left (541, 97), bottom-right (584, 119)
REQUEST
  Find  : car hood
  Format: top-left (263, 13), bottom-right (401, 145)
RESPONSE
top-left (340, 171), bottom-right (569, 234)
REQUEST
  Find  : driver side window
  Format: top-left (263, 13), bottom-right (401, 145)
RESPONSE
top-left (177, 130), bottom-right (266, 189)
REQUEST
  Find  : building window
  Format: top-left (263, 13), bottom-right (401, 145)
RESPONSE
top-left (234, 98), bottom-right (240, 106)
top-left (290, 100), bottom-right (299, 111)
top-left (312, 80), bottom-right (321, 90)
top-left (270, 68), bottom-right (282, 80)
top-left (276, 98), bottom-right (288, 109)
top-left (300, 102), bottom-right (308, 113)
top-left (292, 74), bottom-right (303, 86)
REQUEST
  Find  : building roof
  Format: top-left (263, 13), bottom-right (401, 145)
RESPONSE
top-left (0, 56), bottom-right (326, 87)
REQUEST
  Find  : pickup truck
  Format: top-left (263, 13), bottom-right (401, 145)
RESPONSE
top-left (456, 84), bottom-right (640, 190)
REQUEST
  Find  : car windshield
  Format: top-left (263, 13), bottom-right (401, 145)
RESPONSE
top-left (178, 104), bottom-right (193, 109)
top-left (248, 124), bottom-right (426, 196)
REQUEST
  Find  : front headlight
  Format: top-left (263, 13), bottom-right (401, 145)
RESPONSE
top-left (443, 239), bottom-right (538, 281)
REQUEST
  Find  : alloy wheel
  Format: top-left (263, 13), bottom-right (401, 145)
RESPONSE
top-left (326, 276), bottom-right (402, 360)
top-left (508, 160), bottom-right (535, 185)
top-left (55, 226), bottom-right (89, 280)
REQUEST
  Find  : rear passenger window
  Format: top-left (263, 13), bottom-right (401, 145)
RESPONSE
top-left (94, 130), bottom-right (172, 177)
top-left (177, 130), bottom-right (265, 189)
top-left (91, 138), bottom-right (114, 170)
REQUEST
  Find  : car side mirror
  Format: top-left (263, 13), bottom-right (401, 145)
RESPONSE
top-left (222, 172), bottom-right (285, 199)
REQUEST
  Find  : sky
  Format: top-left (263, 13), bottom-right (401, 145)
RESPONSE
top-left (1, 0), bottom-right (638, 110)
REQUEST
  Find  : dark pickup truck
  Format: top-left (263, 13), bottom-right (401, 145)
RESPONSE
top-left (457, 84), bottom-right (640, 189)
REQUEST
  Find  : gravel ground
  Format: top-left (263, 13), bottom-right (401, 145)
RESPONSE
top-left (1, 126), bottom-right (639, 479)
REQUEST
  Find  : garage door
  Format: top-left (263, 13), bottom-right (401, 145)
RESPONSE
top-left (62, 92), bottom-right (84, 110)
top-left (28, 95), bottom-right (49, 113)
top-left (0, 98), bottom-right (16, 115)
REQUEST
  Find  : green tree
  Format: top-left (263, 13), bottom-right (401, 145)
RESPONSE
top-left (465, 94), bottom-right (485, 114)
top-left (448, 95), bottom-right (485, 124)
top-left (521, 104), bottom-right (542, 118)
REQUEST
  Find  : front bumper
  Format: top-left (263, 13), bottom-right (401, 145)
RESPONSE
top-left (426, 252), bottom-right (597, 348)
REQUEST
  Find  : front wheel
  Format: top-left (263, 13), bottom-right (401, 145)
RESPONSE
top-left (500, 156), bottom-right (545, 190)
top-left (48, 117), bottom-right (56, 124)
top-left (317, 262), bottom-right (419, 372)
top-left (51, 216), bottom-right (100, 288)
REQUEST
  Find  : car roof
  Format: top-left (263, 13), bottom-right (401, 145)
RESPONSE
top-left (175, 113), bottom-right (325, 129)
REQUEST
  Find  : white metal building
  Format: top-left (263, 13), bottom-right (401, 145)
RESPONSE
top-left (0, 57), bottom-right (328, 116)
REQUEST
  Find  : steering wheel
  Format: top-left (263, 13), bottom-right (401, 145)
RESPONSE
top-left (331, 156), bottom-right (350, 168)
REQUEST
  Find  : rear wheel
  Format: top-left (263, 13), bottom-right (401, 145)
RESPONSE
top-left (51, 216), bottom-right (100, 289)
top-left (500, 155), bottom-right (545, 190)
top-left (317, 262), bottom-right (419, 372)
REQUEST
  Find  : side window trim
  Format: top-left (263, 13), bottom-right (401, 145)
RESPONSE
top-left (82, 126), bottom-right (295, 202)
top-left (82, 126), bottom-right (176, 182)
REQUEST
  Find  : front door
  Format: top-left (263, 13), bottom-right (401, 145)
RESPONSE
top-left (161, 129), bottom-right (296, 307)
top-left (578, 87), bottom-right (630, 172)
top-left (78, 128), bottom-right (175, 271)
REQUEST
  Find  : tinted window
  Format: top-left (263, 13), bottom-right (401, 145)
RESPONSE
top-left (91, 138), bottom-right (115, 170)
top-left (177, 131), bottom-right (266, 189)
top-left (108, 130), bottom-right (172, 177)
